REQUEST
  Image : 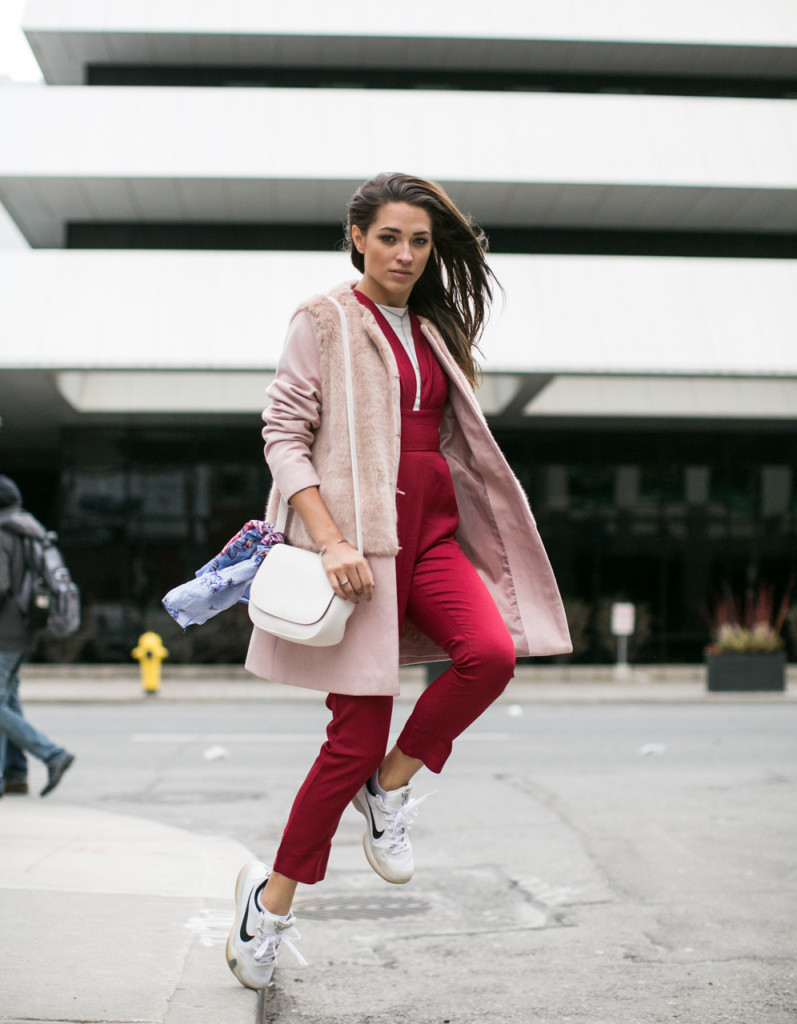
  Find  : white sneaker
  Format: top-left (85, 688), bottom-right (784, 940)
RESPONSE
top-left (225, 862), bottom-right (307, 990)
top-left (352, 776), bottom-right (429, 884)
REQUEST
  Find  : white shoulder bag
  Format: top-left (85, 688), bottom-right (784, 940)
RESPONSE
top-left (248, 297), bottom-right (363, 647)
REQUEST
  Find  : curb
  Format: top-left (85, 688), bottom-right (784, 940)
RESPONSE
top-left (16, 663), bottom-right (797, 703)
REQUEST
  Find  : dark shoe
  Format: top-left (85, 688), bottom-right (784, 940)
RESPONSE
top-left (40, 752), bottom-right (75, 797)
top-left (4, 779), bottom-right (29, 795)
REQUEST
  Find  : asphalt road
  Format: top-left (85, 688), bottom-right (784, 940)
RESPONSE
top-left (21, 698), bottom-right (797, 1024)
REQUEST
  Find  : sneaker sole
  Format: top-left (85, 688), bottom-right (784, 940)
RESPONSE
top-left (360, 833), bottom-right (413, 884)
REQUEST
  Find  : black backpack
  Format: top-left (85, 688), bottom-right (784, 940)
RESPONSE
top-left (19, 531), bottom-right (81, 638)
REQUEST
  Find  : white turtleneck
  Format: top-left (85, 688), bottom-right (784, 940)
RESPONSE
top-left (377, 303), bottom-right (421, 411)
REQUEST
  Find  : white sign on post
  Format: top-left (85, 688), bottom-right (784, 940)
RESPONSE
top-left (610, 602), bottom-right (636, 637)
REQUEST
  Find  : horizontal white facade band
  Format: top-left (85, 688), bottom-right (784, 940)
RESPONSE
top-left (1, 250), bottom-right (795, 378)
top-left (2, 87), bottom-right (793, 184)
top-left (1, 86), bottom-right (795, 246)
top-left (53, 370), bottom-right (514, 415)
top-left (21, 0), bottom-right (797, 85)
top-left (50, 370), bottom-right (797, 421)
top-left (22, 0), bottom-right (797, 40)
top-left (56, 370), bottom-right (275, 413)
top-left (524, 376), bottom-right (797, 419)
top-left (0, 204), bottom-right (26, 248)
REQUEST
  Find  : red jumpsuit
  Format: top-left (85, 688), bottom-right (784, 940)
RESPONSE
top-left (272, 293), bottom-right (516, 884)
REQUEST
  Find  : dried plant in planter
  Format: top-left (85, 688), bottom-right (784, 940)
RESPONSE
top-left (706, 581), bottom-right (793, 654)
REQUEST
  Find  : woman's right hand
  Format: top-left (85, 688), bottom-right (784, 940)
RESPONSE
top-left (321, 541), bottom-right (375, 603)
top-left (287, 486), bottom-right (375, 604)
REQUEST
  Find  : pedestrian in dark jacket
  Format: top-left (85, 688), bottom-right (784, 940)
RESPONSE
top-left (0, 475), bottom-right (74, 797)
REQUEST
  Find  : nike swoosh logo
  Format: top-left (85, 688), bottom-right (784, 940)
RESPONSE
top-left (368, 804), bottom-right (385, 840)
top-left (364, 777), bottom-right (385, 839)
top-left (240, 886), bottom-right (257, 942)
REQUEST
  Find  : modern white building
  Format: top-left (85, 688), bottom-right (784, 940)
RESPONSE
top-left (1, 1), bottom-right (796, 663)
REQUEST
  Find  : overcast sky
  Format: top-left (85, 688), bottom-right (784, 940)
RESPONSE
top-left (0, 0), bottom-right (42, 81)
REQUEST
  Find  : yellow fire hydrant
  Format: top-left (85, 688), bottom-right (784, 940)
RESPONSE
top-left (131, 631), bottom-right (169, 695)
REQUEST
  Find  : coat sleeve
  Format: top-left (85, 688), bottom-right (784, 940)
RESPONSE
top-left (262, 310), bottom-right (324, 504)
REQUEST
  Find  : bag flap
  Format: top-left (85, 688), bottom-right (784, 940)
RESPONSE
top-left (249, 543), bottom-right (336, 625)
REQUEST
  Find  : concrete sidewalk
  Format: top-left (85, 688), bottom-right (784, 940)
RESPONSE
top-left (0, 800), bottom-right (258, 1024)
top-left (17, 661), bottom-right (797, 704)
top-left (2, 663), bottom-right (795, 1024)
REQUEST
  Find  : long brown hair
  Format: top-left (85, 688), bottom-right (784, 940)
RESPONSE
top-left (345, 172), bottom-right (498, 388)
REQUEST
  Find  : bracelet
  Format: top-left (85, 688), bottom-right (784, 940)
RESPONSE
top-left (319, 539), bottom-right (348, 557)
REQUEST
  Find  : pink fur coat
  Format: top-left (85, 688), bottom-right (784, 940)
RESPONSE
top-left (245, 281), bottom-right (571, 696)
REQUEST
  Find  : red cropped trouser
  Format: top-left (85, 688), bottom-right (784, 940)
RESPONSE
top-left (272, 416), bottom-right (516, 884)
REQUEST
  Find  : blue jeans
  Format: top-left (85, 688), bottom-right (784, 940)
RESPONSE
top-left (0, 651), bottom-right (63, 791)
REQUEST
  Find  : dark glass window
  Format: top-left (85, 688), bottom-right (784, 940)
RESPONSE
top-left (85, 62), bottom-right (797, 100)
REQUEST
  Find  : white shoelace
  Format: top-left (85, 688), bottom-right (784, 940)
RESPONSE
top-left (253, 914), bottom-right (308, 969)
top-left (379, 793), bottom-right (432, 853)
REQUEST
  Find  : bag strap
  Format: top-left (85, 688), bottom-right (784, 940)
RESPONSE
top-left (276, 295), bottom-right (363, 554)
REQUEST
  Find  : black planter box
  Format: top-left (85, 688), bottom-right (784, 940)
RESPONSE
top-left (706, 650), bottom-right (787, 692)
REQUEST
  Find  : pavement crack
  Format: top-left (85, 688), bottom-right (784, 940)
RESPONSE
top-left (497, 772), bottom-right (630, 901)
top-left (502, 871), bottom-right (573, 928)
